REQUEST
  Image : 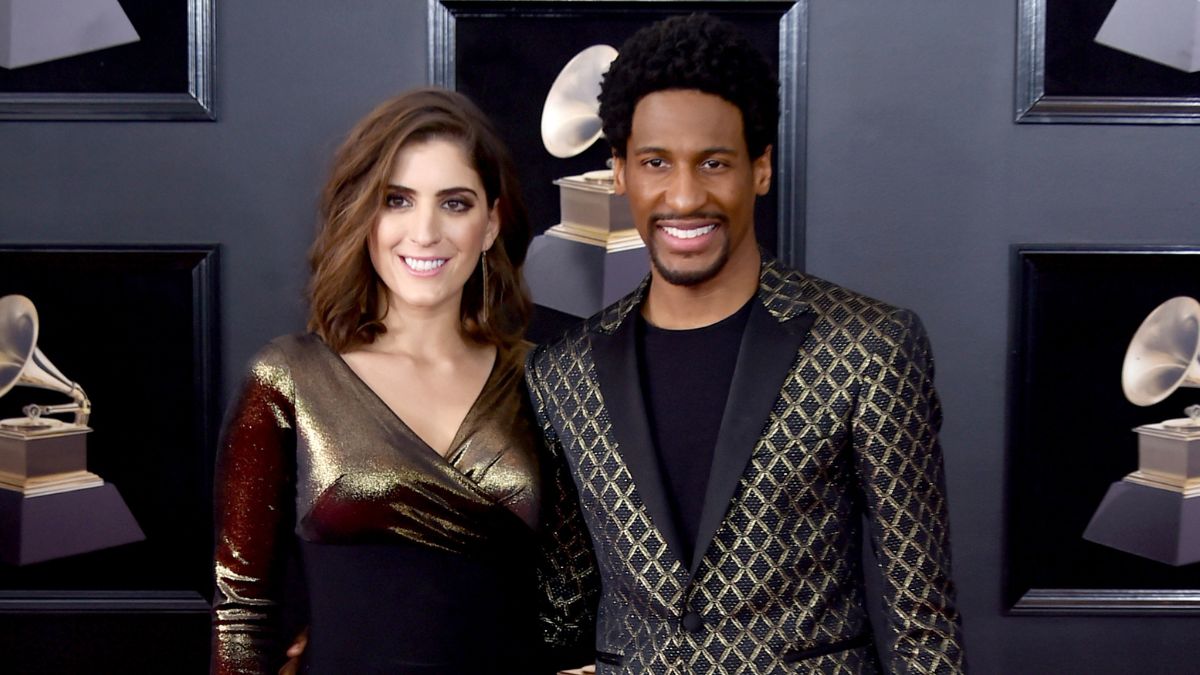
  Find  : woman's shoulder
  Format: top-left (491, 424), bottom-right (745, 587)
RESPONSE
top-left (494, 339), bottom-right (536, 375)
top-left (247, 333), bottom-right (331, 370)
top-left (513, 339), bottom-right (535, 360)
top-left (265, 332), bottom-right (326, 353)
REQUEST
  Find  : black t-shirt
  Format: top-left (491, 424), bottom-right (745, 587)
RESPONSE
top-left (635, 299), bottom-right (753, 567)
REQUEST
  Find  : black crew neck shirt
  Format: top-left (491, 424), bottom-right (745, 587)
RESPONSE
top-left (635, 298), bottom-right (753, 567)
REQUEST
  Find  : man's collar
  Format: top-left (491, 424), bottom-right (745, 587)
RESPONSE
top-left (590, 249), bottom-right (812, 336)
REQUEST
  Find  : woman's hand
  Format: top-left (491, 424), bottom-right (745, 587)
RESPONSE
top-left (277, 628), bottom-right (309, 675)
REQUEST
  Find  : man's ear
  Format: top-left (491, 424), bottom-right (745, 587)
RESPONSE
top-left (612, 152), bottom-right (627, 195)
top-left (753, 145), bottom-right (773, 196)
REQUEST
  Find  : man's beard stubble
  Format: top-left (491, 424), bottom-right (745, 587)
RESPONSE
top-left (645, 213), bottom-right (731, 287)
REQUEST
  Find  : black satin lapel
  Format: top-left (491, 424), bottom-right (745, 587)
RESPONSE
top-left (590, 320), bottom-right (687, 565)
top-left (689, 303), bottom-right (817, 578)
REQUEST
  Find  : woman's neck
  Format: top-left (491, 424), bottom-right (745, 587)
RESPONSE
top-left (367, 304), bottom-right (477, 362)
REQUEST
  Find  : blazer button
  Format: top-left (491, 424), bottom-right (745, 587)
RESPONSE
top-left (681, 611), bottom-right (704, 633)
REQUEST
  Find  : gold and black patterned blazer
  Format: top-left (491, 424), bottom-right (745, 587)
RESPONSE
top-left (526, 254), bottom-right (965, 674)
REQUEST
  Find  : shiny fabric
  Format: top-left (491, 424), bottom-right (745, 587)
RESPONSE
top-left (526, 254), bottom-right (966, 674)
top-left (211, 334), bottom-right (597, 674)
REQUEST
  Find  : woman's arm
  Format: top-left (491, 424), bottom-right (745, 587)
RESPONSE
top-left (211, 344), bottom-right (298, 675)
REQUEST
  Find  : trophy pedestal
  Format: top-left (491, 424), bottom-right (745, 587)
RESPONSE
top-left (525, 173), bottom-right (648, 318)
top-left (1084, 422), bottom-right (1200, 565)
top-left (526, 231), bottom-right (648, 318)
top-left (0, 426), bottom-right (143, 566)
top-left (0, 483), bottom-right (144, 565)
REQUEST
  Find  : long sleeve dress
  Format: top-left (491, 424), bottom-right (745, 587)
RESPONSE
top-left (211, 334), bottom-right (597, 674)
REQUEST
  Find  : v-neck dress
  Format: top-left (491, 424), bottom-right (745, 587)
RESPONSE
top-left (211, 334), bottom-right (549, 674)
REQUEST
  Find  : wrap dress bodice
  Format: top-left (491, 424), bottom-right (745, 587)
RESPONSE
top-left (211, 334), bottom-right (545, 674)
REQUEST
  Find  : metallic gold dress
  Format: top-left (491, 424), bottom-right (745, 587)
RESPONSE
top-left (210, 334), bottom-right (577, 674)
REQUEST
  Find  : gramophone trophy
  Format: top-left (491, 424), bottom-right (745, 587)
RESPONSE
top-left (0, 0), bottom-right (140, 70)
top-left (1094, 0), bottom-right (1200, 73)
top-left (0, 294), bottom-right (143, 565)
top-left (1083, 296), bottom-right (1200, 565)
top-left (523, 44), bottom-right (650, 318)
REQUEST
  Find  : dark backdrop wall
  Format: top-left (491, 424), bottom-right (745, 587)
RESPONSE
top-left (1, 1), bottom-right (1198, 672)
top-left (0, 2), bottom-right (425, 670)
top-left (804, 3), bottom-right (1200, 674)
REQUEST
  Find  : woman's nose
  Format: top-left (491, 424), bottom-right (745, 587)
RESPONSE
top-left (408, 206), bottom-right (442, 246)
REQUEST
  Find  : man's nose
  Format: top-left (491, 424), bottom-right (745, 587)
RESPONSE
top-left (664, 168), bottom-right (705, 214)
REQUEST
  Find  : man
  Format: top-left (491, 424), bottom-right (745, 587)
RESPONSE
top-left (527, 14), bottom-right (965, 674)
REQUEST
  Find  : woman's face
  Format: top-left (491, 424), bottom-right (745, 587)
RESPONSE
top-left (369, 138), bottom-right (499, 320)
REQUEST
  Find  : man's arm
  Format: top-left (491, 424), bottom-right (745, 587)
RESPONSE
top-left (525, 346), bottom-right (600, 671)
top-left (852, 309), bottom-right (965, 674)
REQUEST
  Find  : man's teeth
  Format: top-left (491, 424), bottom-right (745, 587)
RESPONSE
top-left (661, 224), bottom-right (716, 239)
top-left (404, 257), bottom-right (446, 272)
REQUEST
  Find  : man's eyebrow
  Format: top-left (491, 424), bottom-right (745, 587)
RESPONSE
top-left (630, 145), bottom-right (738, 155)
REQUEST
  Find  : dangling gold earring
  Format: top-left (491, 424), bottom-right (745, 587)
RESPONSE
top-left (480, 249), bottom-right (490, 325)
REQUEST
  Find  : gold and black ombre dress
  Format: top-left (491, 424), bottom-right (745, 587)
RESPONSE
top-left (211, 334), bottom-right (559, 674)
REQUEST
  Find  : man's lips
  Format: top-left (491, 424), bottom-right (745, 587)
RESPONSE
top-left (651, 213), bottom-right (726, 243)
top-left (662, 223), bottom-right (716, 239)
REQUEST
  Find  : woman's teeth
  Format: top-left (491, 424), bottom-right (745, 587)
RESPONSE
top-left (404, 257), bottom-right (446, 272)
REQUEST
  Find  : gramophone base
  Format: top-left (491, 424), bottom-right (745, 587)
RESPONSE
top-left (524, 232), bottom-right (648, 318)
top-left (1083, 479), bottom-right (1200, 566)
top-left (0, 482), bottom-right (144, 566)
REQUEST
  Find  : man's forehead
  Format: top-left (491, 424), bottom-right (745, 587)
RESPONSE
top-left (628, 89), bottom-right (747, 152)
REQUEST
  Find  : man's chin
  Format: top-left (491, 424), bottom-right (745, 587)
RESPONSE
top-left (651, 255), bottom-right (727, 287)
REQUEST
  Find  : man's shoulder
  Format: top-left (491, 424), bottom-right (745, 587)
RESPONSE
top-left (765, 260), bottom-right (923, 344)
top-left (529, 275), bottom-right (644, 362)
top-left (527, 308), bottom-right (605, 370)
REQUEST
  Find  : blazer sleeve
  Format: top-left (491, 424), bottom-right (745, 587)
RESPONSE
top-left (210, 344), bottom-right (297, 675)
top-left (525, 345), bottom-right (600, 671)
top-left (852, 309), bottom-right (966, 674)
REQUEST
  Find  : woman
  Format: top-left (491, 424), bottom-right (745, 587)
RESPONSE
top-left (211, 88), bottom-right (595, 674)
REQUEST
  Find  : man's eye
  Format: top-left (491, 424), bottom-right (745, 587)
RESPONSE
top-left (701, 159), bottom-right (725, 170)
top-left (643, 158), bottom-right (666, 169)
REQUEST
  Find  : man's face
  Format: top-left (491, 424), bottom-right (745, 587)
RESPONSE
top-left (612, 89), bottom-right (771, 288)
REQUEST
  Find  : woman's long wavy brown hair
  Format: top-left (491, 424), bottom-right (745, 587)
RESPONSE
top-left (307, 88), bottom-right (532, 353)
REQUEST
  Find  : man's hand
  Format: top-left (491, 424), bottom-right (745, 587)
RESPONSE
top-left (277, 628), bottom-right (309, 675)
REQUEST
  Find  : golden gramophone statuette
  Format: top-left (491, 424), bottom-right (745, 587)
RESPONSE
top-left (1084, 297), bottom-right (1200, 565)
top-left (523, 44), bottom-right (650, 318)
top-left (0, 294), bottom-right (143, 565)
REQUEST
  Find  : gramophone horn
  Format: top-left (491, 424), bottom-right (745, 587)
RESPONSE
top-left (1122, 296), bottom-right (1200, 407)
top-left (0, 295), bottom-right (39, 398)
top-left (541, 44), bottom-right (619, 159)
top-left (0, 294), bottom-right (90, 425)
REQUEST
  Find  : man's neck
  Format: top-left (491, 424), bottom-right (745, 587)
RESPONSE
top-left (641, 248), bottom-right (761, 329)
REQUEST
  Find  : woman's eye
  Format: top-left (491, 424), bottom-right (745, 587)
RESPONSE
top-left (385, 194), bottom-right (411, 209)
top-left (443, 199), bottom-right (473, 213)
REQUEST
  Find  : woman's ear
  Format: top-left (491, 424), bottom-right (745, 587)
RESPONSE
top-left (484, 198), bottom-right (501, 251)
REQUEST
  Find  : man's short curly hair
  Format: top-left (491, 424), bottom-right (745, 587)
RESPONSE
top-left (598, 13), bottom-right (779, 159)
